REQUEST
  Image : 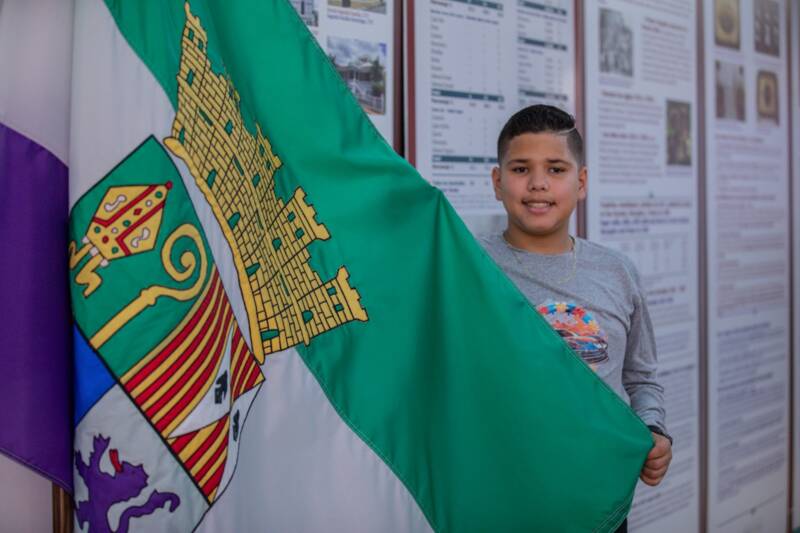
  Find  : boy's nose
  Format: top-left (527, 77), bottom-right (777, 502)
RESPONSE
top-left (527, 172), bottom-right (549, 191)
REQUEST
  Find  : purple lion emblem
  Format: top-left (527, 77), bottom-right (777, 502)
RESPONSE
top-left (75, 435), bottom-right (180, 533)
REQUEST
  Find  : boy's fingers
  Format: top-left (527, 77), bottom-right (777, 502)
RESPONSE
top-left (650, 432), bottom-right (670, 444)
top-left (641, 442), bottom-right (672, 485)
top-left (646, 448), bottom-right (670, 463)
top-left (643, 461), bottom-right (668, 473)
top-left (645, 456), bottom-right (671, 470)
top-left (639, 473), bottom-right (662, 487)
top-left (642, 465), bottom-right (667, 478)
top-left (643, 464), bottom-right (667, 477)
top-left (647, 446), bottom-right (668, 459)
top-left (648, 438), bottom-right (672, 455)
top-left (641, 467), bottom-right (667, 480)
top-left (652, 437), bottom-right (671, 450)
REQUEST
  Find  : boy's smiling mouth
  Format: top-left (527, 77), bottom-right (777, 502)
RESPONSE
top-left (523, 199), bottom-right (555, 213)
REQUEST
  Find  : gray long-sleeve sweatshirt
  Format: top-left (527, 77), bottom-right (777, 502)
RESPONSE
top-left (480, 233), bottom-right (667, 433)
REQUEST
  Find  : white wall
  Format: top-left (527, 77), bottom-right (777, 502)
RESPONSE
top-left (0, 455), bottom-right (53, 533)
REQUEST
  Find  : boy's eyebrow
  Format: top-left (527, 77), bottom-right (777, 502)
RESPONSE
top-left (503, 157), bottom-right (574, 165)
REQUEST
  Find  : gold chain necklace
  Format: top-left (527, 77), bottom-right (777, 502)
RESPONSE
top-left (503, 234), bottom-right (578, 285)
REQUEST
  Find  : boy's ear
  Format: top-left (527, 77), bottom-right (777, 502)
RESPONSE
top-left (577, 166), bottom-right (588, 200)
top-left (491, 166), bottom-right (503, 200)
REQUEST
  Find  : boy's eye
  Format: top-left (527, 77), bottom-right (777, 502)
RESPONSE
top-left (511, 166), bottom-right (527, 174)
top-left (549, 167), bottom-right (565, 174)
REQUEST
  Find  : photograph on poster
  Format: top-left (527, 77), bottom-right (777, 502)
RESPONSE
top-left (715, 61), bottom-right (746, 121)
top-left (757, 70), bottom-right (779, 123)
top-left (599, 8), bottom-right (633, 77)
top-left (328, 0), bottom-right (386, 15)
top-left (715, 0), bottom-right (741, 50)
top-left (754, 0), bottom-right (780, 57)
top-left (290, 0), bottom-right (318, 27)
top-left (327, 37), bottom-right (387, 115)
top-left (667, 100), bottom-right (692, 166)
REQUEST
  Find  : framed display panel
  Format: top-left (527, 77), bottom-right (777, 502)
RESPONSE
top-left (703, 0), bottom-right (792, 531)
top-left (291, 0), bottom-right (399, 148)
top-left (583, 1), bottom-right (702, 531)
top-left (405, 0), bottom-right (577, 232)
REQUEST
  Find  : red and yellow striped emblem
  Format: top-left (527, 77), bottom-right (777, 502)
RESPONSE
top-left (168, 416), bottom-right (230, 501)
top-left (121, 267), bottom-right (264, 501)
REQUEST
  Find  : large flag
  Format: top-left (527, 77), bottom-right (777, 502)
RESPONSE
top-left (7, 0), bottom-right (652, 531)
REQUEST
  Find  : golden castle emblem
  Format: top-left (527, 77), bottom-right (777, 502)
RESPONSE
top-left (164, 3), bottom-right (367, 364)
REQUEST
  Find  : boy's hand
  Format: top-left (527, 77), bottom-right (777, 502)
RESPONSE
top-left (640, 432), bottom-right (672, 486)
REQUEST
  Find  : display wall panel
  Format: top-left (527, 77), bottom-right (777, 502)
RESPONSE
top-left (292, 0), bottom-right (397, 146)
top-left (584, 1), bottom-right (702, 531)
top-left (703, 0), bottom-right (792, 531)
top-left (408, 0), bottom-right (577, 224)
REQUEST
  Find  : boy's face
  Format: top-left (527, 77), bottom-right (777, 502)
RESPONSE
top-left (491, 131), bottom-right (586, 241)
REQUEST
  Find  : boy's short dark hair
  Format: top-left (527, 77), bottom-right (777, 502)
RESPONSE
top-left (497, 105), bottom-right (584, 166)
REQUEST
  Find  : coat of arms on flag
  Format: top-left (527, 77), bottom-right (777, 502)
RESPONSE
top-left (70, 7), bottom-right (368, 529)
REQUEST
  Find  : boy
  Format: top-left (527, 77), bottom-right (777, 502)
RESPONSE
top-left (481, 105), bottom-right (672, 530)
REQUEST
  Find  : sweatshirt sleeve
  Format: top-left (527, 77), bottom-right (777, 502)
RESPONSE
top-left (622, 263), bottom-right (667, 434)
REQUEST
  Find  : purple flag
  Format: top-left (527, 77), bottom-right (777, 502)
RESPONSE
top-left (0, 122), bottom-right (72, 491)
top-left (0, 0), bottom-right (75, 492)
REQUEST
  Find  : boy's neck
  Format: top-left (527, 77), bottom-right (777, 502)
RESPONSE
top-left (503, 226), bottom-right (573, 255)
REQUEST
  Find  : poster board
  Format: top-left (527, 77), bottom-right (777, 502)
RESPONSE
top-left (407, 0), bottom-right (576, 223)
top-left (703, 0), bottom-right (792, 531)
top-left (584, 1), bottom-right (701, 530)
top-left (291, 0), bottom-right (397, 146)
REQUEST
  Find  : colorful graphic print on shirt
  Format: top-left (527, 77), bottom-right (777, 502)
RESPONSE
top-left (536, 302), bottom-right (609, 370)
